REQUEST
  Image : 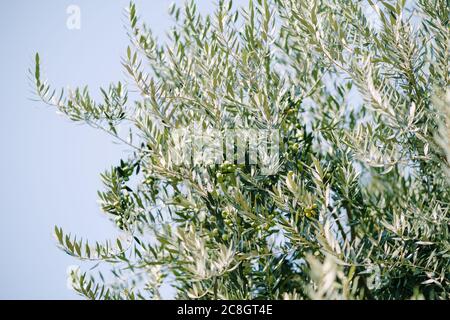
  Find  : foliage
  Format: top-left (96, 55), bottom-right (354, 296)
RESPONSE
top-left (32, 0), bottom-right (449, 300)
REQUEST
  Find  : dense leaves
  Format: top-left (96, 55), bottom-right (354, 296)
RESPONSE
top-left (33, 0), bottom-right (449, 299)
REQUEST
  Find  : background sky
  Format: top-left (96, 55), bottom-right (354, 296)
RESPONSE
top-left (0, 0), bottom-right (246, 299)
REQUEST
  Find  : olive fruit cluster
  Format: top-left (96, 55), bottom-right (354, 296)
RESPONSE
top-left (209, 208), bottom-right (237, 241)
top-left (114, 209), bottom-right (135, 230)
top-left (286, 123), bottom-right (304, 154)
top-left (220, 161), bottom-right (237, 173)
top-left (216, 161), bottom-right (238, 183)
top-left (303, 204), bottom-right (318, 218)
top-left (220, 209), bottom-right (234, 241)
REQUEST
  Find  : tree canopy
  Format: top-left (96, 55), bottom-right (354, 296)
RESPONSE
top-left (33, 0), bottom-right (449, 299)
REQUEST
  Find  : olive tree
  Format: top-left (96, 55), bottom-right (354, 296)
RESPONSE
top-left (32, 0), bottom-right (449, 299)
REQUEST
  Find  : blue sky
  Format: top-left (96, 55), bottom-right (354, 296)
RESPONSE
top-left (0, 0), bottom-right (246, 299)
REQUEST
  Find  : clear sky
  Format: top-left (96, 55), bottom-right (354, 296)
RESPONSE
top-left (0, 0), bottom-right (247, 299)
